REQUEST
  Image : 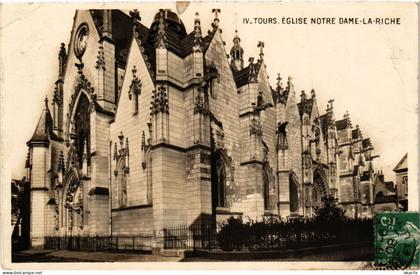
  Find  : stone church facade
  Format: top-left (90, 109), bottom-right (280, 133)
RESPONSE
top-left (24, 9), bottom-right (378, 249)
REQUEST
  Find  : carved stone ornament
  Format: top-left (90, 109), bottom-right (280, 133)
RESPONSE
top-left (74, 24), bottom-right (89, 60)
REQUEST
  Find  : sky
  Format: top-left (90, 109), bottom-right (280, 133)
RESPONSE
top-left (1, 2), bottom-right (418, 183)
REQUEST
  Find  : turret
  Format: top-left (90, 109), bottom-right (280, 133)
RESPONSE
top-left (230, 30), bottom-right (244, 71)
top-left (27, 97), bottom-right (55, 249)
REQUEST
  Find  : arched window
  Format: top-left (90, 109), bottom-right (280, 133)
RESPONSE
top-left (211, 149), bottom-right (232, 209)
top-left (115, 157), bottom-right (128, 207)
top-left (146, 155), bottom-right (153, 204)
top-left (73, 93), bottom-right (90, 168)
top-left (216, 158), bottom-right (226, 207)
top-left (289, 173), bottom-right (299, 214)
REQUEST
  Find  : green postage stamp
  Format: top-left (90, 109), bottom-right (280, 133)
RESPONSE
top-left (375, 212), bottom-right (420, 269)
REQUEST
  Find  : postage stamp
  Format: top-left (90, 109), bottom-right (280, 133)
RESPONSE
top-left (375, 212), bottom-right (420, 269)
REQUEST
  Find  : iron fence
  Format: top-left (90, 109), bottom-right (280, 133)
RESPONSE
top-left (44, 236), bottom-right (153, 252)
top-left (163, 224), bottom-right (217, 250)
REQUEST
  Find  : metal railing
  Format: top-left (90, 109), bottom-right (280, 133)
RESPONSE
top-left (163, 224), bottom-right (217, 250)
top-left (44, 236), bottom-right (153, 252)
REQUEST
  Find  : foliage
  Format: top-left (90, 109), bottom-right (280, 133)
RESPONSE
top-left (314, 195), bottom-right (347, 222)
top-left (217, 215), bottom-right (373, 251)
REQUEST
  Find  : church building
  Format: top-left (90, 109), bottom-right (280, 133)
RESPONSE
top-left (23, 9), bottom-right (378, 250)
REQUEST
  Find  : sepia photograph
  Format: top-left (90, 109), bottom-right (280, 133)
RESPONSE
top-left (1, 1), bottom-right (418, 270)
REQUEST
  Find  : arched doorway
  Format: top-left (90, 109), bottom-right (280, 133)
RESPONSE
top-left (289, 173), bottom-right (299, 214)
top-left (62, 170), bottom-right (84, 236)
top-left (61, 91), bottom-right (91, 237)
top-left (313, 167), bottom-right (328, 210)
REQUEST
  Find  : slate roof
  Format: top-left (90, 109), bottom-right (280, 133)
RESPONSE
top-left (297, 98), bottom-right (314, 117)
top-left (335, 118), bottom-right (349, 130)
top-left (90, 9), bottom-right (207, 73)
top-left (375, 193), bottom-right (397, 204)
top-left (352, 128), bottom-right (361, 139)
top-left (232, 66), bottom-right (250, 88)
top-left (27, 103), bottom-right (59, 145)
top-left (362, 138), bottom-right (372, 148)
top-left (360, 171), bottom-right (370, 181)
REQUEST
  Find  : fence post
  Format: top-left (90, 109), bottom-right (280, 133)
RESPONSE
top-left (208, 224), bottom-right (211, 251)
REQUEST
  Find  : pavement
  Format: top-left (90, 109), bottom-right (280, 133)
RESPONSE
top-left (12, 242), bottom-right (374, 262)
top-left (12, 249), bottom-right (183, 262)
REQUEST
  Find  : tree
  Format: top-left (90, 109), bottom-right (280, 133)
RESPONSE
top-left (315, 195), bottom-right (346, 222)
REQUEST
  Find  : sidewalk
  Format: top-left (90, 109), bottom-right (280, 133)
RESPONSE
top-left (13, 250), bottom-right (182, 262)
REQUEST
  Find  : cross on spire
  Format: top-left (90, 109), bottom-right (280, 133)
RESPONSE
top-left (129, 9), bottom-right (141, 22)
top-left (44, 96), bottom-right (49, 108)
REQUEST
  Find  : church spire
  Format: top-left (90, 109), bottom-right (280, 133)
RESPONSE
top-left (230, 29), bottom-right (244, 71)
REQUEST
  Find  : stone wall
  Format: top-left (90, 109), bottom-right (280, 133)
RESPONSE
top-left (112, 206), bottom-right (153, 236)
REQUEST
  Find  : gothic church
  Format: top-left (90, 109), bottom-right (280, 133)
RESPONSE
top-left (24, 9), bottom-right (378, 250)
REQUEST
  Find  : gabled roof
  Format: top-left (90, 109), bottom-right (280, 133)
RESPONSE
top-left (393, 153), bottom-right (407, 172)
top-left (27, 101), bottom-right (59, 146)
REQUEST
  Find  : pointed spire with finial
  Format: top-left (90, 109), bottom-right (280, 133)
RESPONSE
top-left (287, 76), bottom-right (293, 91)
top-left (58, 43), bottom-right (67, 78)
top-left (155, 9), bottom-right (167, 49)
top-left (276, 73), bottom-right (283, 91)
top-left (327, 99), bottom-right (334, 111)
top-left (193, 12), bottom-right (203, 52)
top-left (44, 96), bottom-right (49, 108)
top-left (257, 41), bottom-right (265, 62)
top-left (300, 90), bottom-right (307, 101)
top-left (248, 57), bottom-right (258, 83)
top-left (343, 110), bottom-right (352, 128)
top-left (211, 8), bottom-right (221, 30)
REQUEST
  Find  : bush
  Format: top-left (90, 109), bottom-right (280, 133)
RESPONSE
top-left (217, 215), bottom-right (373, 251)
top-left (314, 195), bottom-right (346, 222)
